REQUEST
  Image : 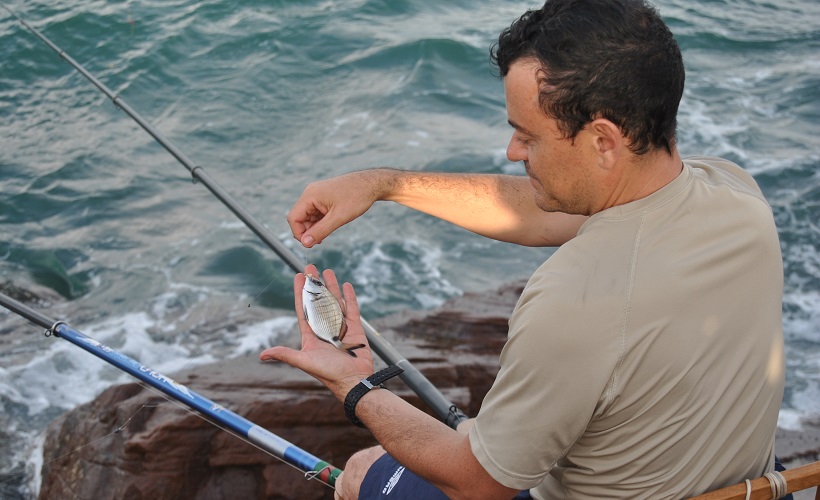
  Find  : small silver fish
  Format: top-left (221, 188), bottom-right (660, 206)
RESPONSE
top-left (302, 274), bottom-right (365, 357)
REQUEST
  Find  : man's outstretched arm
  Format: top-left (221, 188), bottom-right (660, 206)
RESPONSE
top-left (286, 169), bottom-right (586, 248)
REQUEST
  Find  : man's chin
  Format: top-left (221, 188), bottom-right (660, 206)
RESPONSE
top-left (534, 195), bottom-right (561, 213)
top-left (535, 194), bottom-right (581, 215)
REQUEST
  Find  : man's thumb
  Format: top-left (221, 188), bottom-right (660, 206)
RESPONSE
top-left (302, 216), bottom-right (338, 248)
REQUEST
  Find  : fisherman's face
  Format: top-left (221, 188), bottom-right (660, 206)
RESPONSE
top-left (504, 59), bottom-right (598, 215)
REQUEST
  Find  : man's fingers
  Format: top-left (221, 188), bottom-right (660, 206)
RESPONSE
top-left (322, 268), bottom-right (344, 306)
top-left (301, 213), bottom-right (341, 248)
top-left (285, 196), bottom-right (330, 248)
top-left (341, 282), bottom-right (361, 322)
top-left (293, 272), bottom-right (307, 323)
top-left (259, 346), bottom-right (299, 364)
top-left (286, 203), bottom-right (317, 243)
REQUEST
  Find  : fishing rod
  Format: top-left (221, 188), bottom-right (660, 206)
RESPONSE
top-left (0, 291), bottom-right (341, 488)
top-left (2, 4), bottom-right (468, 428)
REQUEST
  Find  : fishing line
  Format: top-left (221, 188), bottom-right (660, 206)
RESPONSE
top-left (0, 2), bottom-right (468, 428)
top-left (40, 398), bottom-right (168, 466)
top-left (247, 247), bottom-right (308, 307)
top-left (249, 281), bottom-right (275, 306)
top-left (247, 264), bottom-right (291, 307)
top-left (248, 277), bottom-right (278, 307)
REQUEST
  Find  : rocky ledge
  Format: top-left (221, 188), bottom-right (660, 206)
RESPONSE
top-left (37, 280), bottom-right (820, 499)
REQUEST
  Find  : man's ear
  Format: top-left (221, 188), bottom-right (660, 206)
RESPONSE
top-left (588, 118), bottom-right (624, 170)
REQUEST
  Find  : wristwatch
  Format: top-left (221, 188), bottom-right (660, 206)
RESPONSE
top-left (343, 365), bottom-right (404, 427)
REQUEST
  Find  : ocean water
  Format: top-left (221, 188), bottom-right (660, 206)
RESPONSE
top-left (0, 0), bottom-right (818, 497)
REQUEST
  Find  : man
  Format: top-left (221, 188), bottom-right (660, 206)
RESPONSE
top-left (260, 0), bottom-right (786, 498)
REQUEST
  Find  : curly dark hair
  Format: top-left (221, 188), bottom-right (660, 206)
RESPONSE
top-left (491, 0), bottom-right (685, 155)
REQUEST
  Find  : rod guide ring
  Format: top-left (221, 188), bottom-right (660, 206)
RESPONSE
top-left (45, 321), bottom-right (67, 337)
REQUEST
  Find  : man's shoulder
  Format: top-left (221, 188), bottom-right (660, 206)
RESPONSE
top-left (684, 156), bottom-right (767, 202)
top-left (514, 240), bottom-right (632, 325)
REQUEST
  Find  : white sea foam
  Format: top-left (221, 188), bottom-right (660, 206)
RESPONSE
top-left (218, 220), bottom-right (245, 230)
top-left (778, 409), bottom-right (805, 432)
top-left (232, 316), bottom-right (297, 356)
top-left (784, 291), bottom-right (820, 343)
top-left (351, 239), bottom-right (461, 309)
top-left (0, 365), bottom-right (25, 405)
top-left (24, 432), bottom-right (44, 498)
top-left (678, 97), bottom-right (751, 162)
top-left (0, 310), bottom-right (220, 416)
top-left (781, 251), bottom-right (820, 419)
top-left (780, 353), bottom-right (820, 431)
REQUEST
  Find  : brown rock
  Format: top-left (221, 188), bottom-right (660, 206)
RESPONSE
top-left (38, 281), bottom-right (526, 499)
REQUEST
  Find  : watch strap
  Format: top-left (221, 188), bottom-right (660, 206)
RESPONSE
top-left (343, 365), bottom-right (404, 427)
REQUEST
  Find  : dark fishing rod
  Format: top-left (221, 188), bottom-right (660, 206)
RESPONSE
top-left (0, 291), bottom-right (341, 487)
top-left (2, 4), bottom-right (468, 428)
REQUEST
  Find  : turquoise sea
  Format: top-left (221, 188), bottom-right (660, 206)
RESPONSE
top-left (1, 0), bottom-right (818, 497)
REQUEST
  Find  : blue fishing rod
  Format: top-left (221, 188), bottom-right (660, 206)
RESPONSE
top-left (0, 291), bottom-right (342, 488)
top-left (0, 5), bottom-right (467, 428)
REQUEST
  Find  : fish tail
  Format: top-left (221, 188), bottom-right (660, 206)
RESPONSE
top-left (343, 343), bottom-right (367, 357)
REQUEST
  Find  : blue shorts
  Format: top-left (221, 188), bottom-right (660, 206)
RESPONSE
top-left (358, 453), bottom-right (532, 500)
top-left (359, 454), bottom-right (449, 499)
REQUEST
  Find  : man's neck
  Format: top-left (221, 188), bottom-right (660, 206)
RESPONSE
top-left (600, 147), bottom-right (683, 212)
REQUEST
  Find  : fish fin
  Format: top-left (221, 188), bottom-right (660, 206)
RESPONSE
top-left (338, 320), bottom-right (349, 341)
top-left (343, 343), bottom-right (367, 357)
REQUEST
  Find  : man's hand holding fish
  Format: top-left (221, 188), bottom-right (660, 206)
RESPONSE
top-left (259, 265), bottom-right (373, 400)
top-left (259, 265), bottom-right (517, 499)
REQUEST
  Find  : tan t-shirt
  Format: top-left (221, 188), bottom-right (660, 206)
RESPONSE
top-left (470, 157), bottom-right (785, 499)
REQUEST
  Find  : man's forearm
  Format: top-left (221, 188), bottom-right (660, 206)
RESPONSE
top-left (343, 385), bottom-right (517, 499)
top-left (376, 169), bottom-right (584, 246)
